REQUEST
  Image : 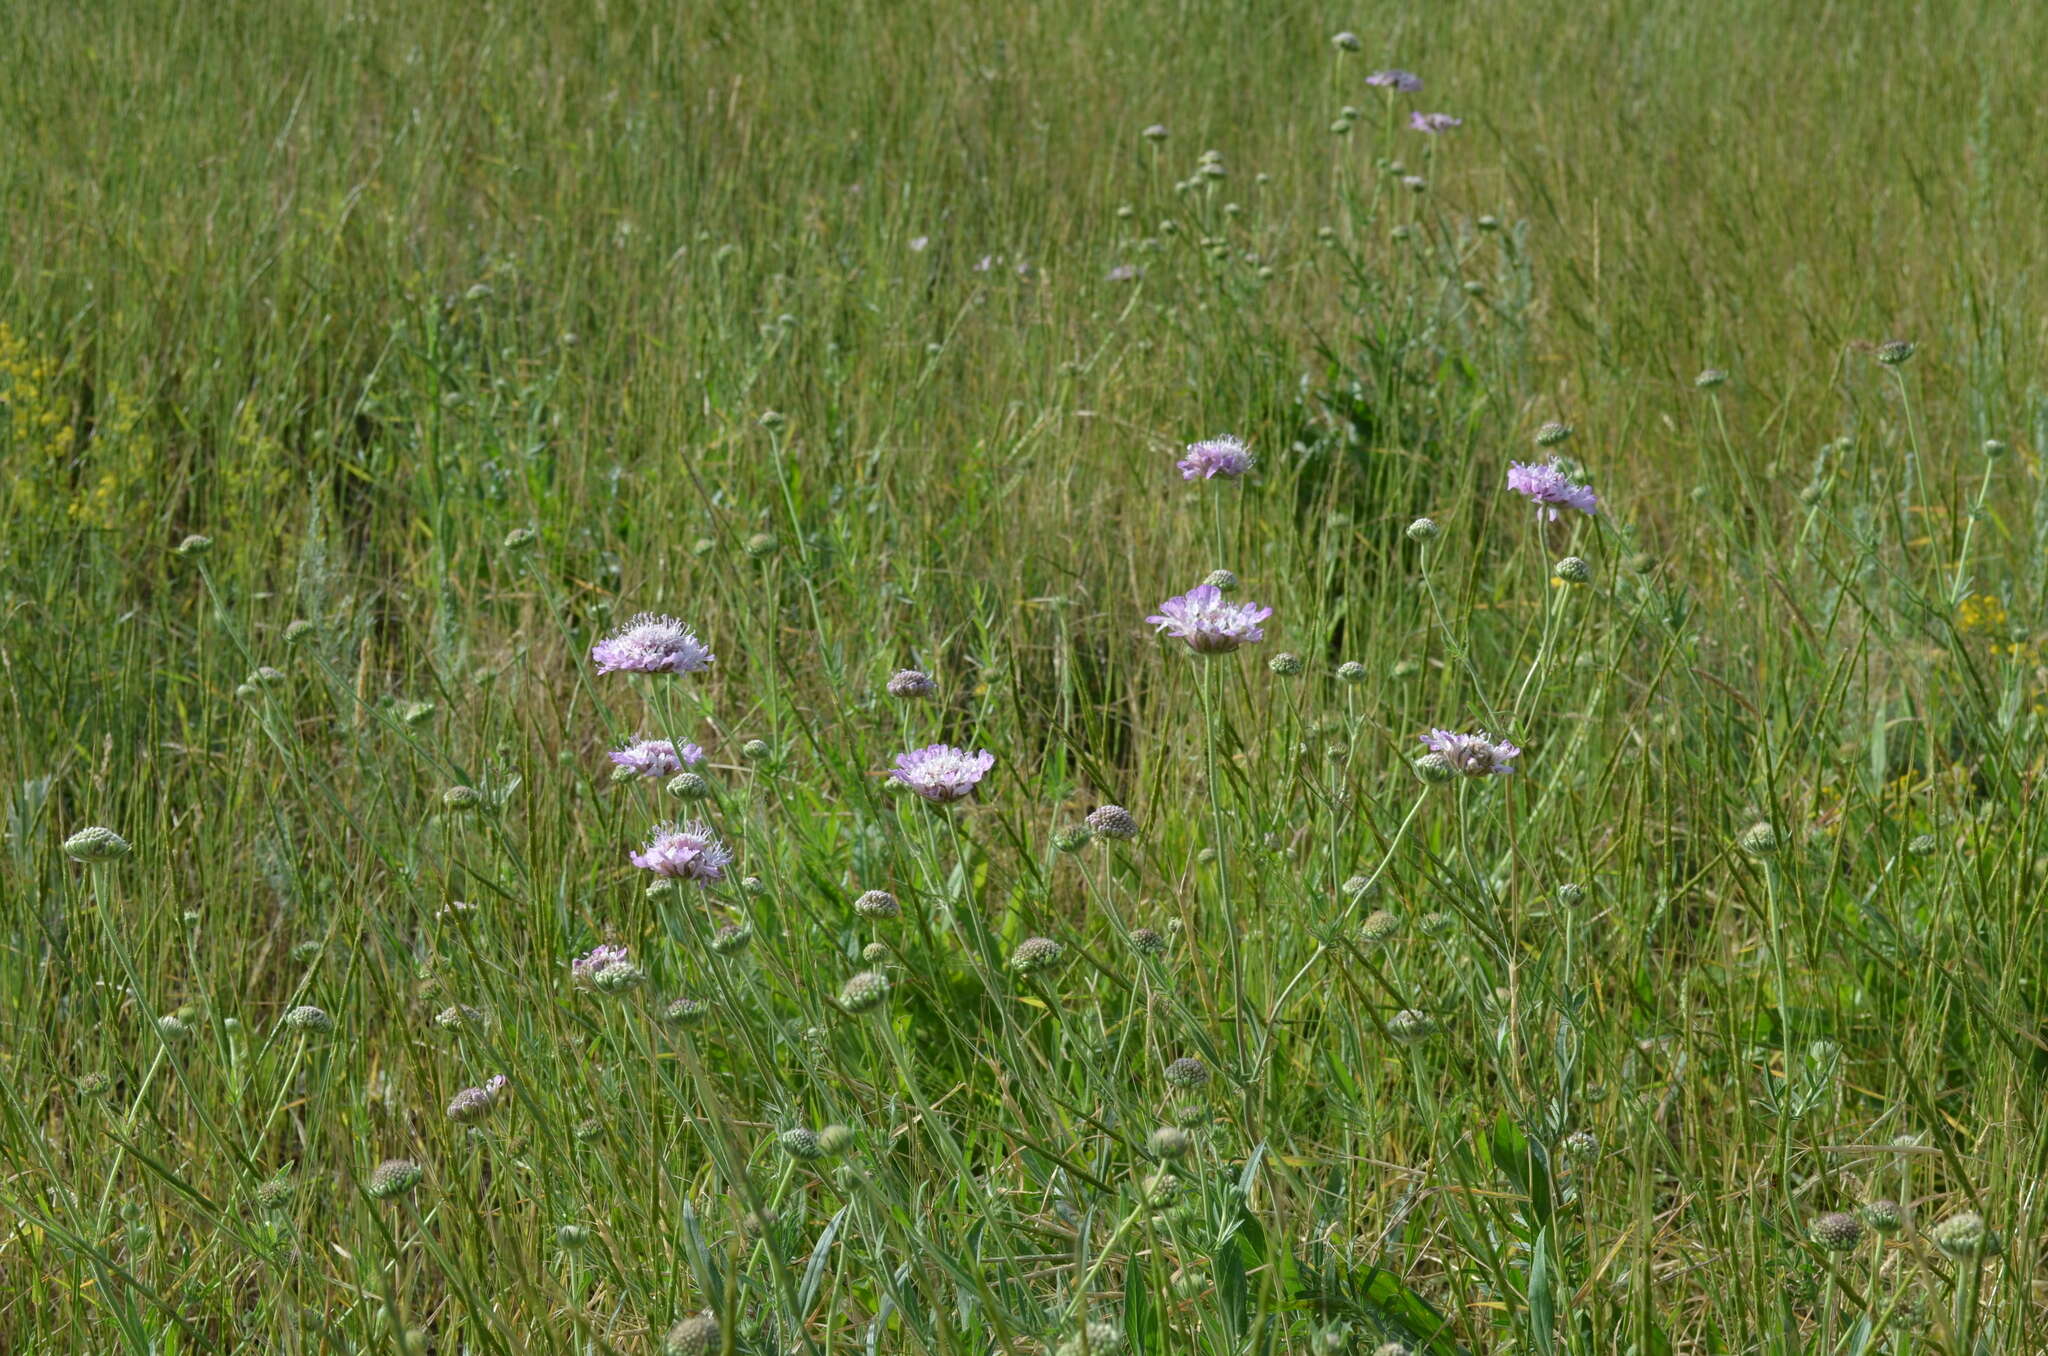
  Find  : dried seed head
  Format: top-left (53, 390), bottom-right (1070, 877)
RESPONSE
top-left (1809, 1211), bottom-right (1865, 1252)
top-left (1127, 927), bottom-right (1167, 956)
top-left (886, 669), bottom-right (938, 700)
top-left (1087, 805), bottom-right (1139, 840)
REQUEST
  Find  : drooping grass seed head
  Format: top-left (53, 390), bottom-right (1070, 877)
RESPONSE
top-left (838, 970), bottom-right (891, 1014)
top-left (367, 1159), bottom-right (423, 1200)
top-left (63, 826), bottom-right (132, 863)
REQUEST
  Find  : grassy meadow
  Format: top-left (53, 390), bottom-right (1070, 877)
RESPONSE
top-left (6, 0), bottom-right (2048, 1351)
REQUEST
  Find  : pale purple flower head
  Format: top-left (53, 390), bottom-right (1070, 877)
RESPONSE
top-left (630, 820), bottom-right (733, 882)
top-left (1367, 69), bottom-right (1423, 92)
top-left (890, 744), bottom-right (996, 804)
top-left (589, 614), bottom-right (715, 675)
top-left (1420, 729), bottom-right (1521, 777)
top-left (571, 943), bottom-right (631, 986)
top-left (1409, 111), bottom-right (1463, 133)
top-left (607, 738), bottom-right (705, 779)
top-left (1177, 435), bottom-right (1256, 480)
top-left (1506, 459), bottom-right (1599, 519)
top-left (1148, 584), bottom-right (1272, 654)
top-left (1105, 264), bottom-right (1141, 283)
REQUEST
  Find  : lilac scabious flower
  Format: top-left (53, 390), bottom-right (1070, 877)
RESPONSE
top-left (1409, 111), bottom-right (1463, 133)
top-left (1506, 459), bottom-right (1599, 519)
top-left (890, 744), bottom-right (996, 804)
top-left (608, 738), bottom-right (705, 779)
top-left (1147, 584), bottom-right (1272, 654)
top-left (1419, 729), bottom-right (1522, 777)
top-left (571, 943), bottom-right (631, 986)
top-left (629, 821), bottom-right (733, 882)
top-left (1367, 69), bottom-right (1423, 92)
top-left (1177, 435), bottom-right (1256, 480)
top-left (589, 614), bottom-right (715, 675)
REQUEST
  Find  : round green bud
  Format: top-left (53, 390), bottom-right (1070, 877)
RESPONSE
top-left (667, 772), bottom-right (713, 800)
top-left (173, 533), bottom-right (214, 557)
top-left (501, 527), bottom-right (537, 552)
top-left (63, 826), bottom-right (132, 863)
top-left (1384, 1009), bottom-right (1434, 1045)
top-left (1553, 556), bottom-right (1591, 585)
top-left (1809, 1211), bottom-right (1863, 1252)
top-left (740, 739), bottom-right (772, 762)
top-left (283, 619), bottom-right (317, 646)
top-left (1148, 1125), bottom-right (1192, 1160)
top-left (1556, 882), bottom-right (1586, 908)
top-left (1737, 821), bottom-right (1780, 857)
top-left (1336, 661), bottom-right (1367, 684)
top-left (366, 1159), bottom-right (422, 1200)
top-left (664, 1312), bottom-right (721, 1356)
top-left (1406, 517), bottom-right (1440, 542)
top-left (1202, 568), bottom-right (1238, 592)
top-left (555, 1223), bottom-right (590, 1249)
top-left (1360, 909), bottom-right (1402, 944)
top-left (1983, 438), bottom-right (2008, 459)
top-left (837, 970), bottom-right (891, 1014)
top-left (1413, 752), bottom-right (1455, 784)
top-left (1875, 340), bottom-right (1915, 366)
top-left (1931, 1210), bottom-right (1996, 1258)
top-left (1860, 1199), bottom-right (1903, 1235)
top-left (779, 1128), bottom-right (823, 1161)
top-left (1268, 651), bottom-right (1304, 676)
top-left (817, 1124), bottom-right (856, 1155)
top-left (441, 786), bottom-right (484, 812)
top-left (1535, 421), bottom-right (1574, 447)
top-left (282, 1005), bottom-right (333, 1034)
top-left (743, 532), bottom-right (779, 559)
top-left (1695, 368), bottom-right (1729, 389)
